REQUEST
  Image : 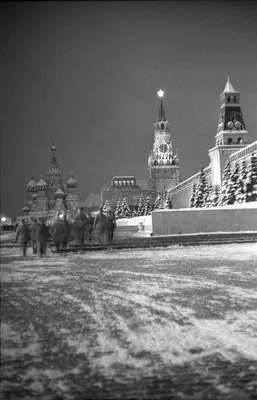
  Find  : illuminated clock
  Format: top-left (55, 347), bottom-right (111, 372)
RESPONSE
top-left (159, 144), bottom-right (168, 153)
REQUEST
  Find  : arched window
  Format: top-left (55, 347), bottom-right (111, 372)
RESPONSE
top-left (119, 181), bottom-right (122, 186)
top-left (234, 96), bottom-right (236, 103)
top-left (237, 137), bottom-right (243, 144)
top-left (127, 180), bottom-right (130, 185)
top-left (123, 180), bottom-right (126, 186)
top-left (227, 138), bottom-right (232, 145)
top-left (131, 180), bottom-right (134, 185)
top-left (161, 123), bottom-right (164, 130)
top-left (114, 181), bottom-right (118, 186)
top-left (227, 96), bottom-right (230, 103)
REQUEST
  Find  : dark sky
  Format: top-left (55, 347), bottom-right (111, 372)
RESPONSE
top-left (1, 1), bottom-right (257, 217)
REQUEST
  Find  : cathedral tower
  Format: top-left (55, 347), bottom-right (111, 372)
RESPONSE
top-left (148, 90), bottom-right (180, 193)
top-left (209, 77), bottom-right (248, 186)
top-left (46, 142), bottom-right (65, 210)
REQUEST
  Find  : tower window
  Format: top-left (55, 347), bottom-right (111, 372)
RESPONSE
top-left (227, 96), bottom-right (230, 103)
top-left (227, 138), bottom-right (232, 145)
top-left (237, 137), bottom-right (243, 144)
top-left (234, 96), bottom-right (236, 103)
top-left (161, 123), bottom-right (164, 130)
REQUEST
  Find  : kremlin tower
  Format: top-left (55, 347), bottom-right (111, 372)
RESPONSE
top-left (148, 90), bottom-right (180, 193)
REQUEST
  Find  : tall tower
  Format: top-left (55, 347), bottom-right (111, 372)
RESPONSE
top-left (148, 90), bottom-right (180, 194)
top-left (46, 142), bottom-right (64, 210)
top-left (209, 77), bottom-right (248, 186)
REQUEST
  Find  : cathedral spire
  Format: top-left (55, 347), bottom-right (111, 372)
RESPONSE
top-left (157, 89), bottom-right (166, 121)
top-left (50, 141), bottom-right (59, 171)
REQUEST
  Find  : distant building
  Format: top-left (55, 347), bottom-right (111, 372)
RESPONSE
top-left (21, 143), bottom-right (80, 220)
top-left (101, 176), bottom-right (156, 210)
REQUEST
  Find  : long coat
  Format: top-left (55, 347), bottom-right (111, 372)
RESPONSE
top-left (72, 219), bottom-right (86, 240)
top-left (30, 223), bottom-right (38, 241)
top-left (16, 224), bottom-right (31, 244)
top-left (94, 212), bottom-right (108, 231)
top-left (36, 223), bottom-right (50, 244)
top-left (50, 220), bottom-right (67, 243)
top-left (85, 216), bottom-right (94, 232)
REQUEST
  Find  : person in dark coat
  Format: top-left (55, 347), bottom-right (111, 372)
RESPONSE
top-left (30, 218), bottom-right (39, 254)
top-left (73, 208), bottom-right (86, 249)
top-left (107, 210), bottom-right (116, 242)
top-left (15, 219), bottom-right (31, 256)
top-left (85, 212), bottom-right (94, 242)
top-left (93, 207), bottom-right (110, 248)
top-left (36, 219), bottom-right (50, 257)
top-left (62, 215), bottom-right (70, 249)
top-left (50, 217), bottom-right (66, 254)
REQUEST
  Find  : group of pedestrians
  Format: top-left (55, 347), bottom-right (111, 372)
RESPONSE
top-left (15, 207), bottom-right (117, 256)
top-left (16, 218), bottom-right (50, 257)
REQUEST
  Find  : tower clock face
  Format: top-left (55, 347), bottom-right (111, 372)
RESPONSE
top-left (159, 144), bottom-right (168, 153)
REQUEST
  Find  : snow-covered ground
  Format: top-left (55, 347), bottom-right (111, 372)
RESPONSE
top-left (1, 243), bottom-right (257, 399)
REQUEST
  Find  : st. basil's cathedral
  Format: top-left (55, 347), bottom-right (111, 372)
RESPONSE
top-left (22, 143), bottom-right (79, 220)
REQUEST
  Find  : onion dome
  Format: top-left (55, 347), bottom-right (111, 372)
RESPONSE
top-left (66, 173), bottom-right (77, 188)
top-left (54, 188), bottom-right (65, 198)
top-left (36, 175), bottom-right (47, 191)
top-left (31, 192), bottom-right (38, 200)
top-left (22, 205), bottom-right (31, 213)
top-left (27, 176), bottom-right (37, 192)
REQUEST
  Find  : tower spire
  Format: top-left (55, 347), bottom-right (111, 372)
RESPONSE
top-left (50, 141), bottom-right (58, 171)
top-left (223, 76), bottom-right (235, 93)
top-left (157, 89), bottom-right (166, 121)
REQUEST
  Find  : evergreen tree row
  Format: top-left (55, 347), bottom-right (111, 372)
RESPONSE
top-left (102, 192), bottom-right (173, 219)
top-left (189, 153), bottom-right (257, 208)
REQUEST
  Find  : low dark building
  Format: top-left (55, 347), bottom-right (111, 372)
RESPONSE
top-left (101, 176), bottom-right (156, 210)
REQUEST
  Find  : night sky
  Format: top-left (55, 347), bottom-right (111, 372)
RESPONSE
top-left (1, 1), bottom-right (257, 217)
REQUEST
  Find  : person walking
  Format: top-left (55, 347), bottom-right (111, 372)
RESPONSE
top-left (50, 216), bottom-right (65, 254)
top-left (62, 215), bottom-right (70, 249)
top-left (93, 207), bottom-right (110, 249)
top-left (107, 210), bottom-right (116, 242)
top-left (85, 212), bottom-right (94, 243)
top-left (30, 218), bottom-right (38, 254)
top-left (73, 208), bottom-right (86, 250)
top-left (15, 219), bottom-right (31, 257)
top-left (36, 218), bottom-right (50, 257)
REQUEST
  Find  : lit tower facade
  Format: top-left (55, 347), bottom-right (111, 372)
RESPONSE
top-left (209, 77), bottom-right (248, 186)
top-left (148, 89), bottom-right (180, 193)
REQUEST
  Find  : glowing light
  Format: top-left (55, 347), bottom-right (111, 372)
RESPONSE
top-left (1, 217), bottom-right (6, 222)
top-left (59, 214), bottom-right (64, 219)
top-left (157, 89), bottom-right (164, 98)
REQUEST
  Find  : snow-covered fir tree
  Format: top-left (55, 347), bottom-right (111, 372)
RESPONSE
top-left (144, 196), bottom-right (152, 215)
top-left (102, 200), bottom-right (111, 213)
top-left (223, 161), bottom-right (241, 205)
top-left (218, 160), bottom-right (232, 206)
top-left (204, 183), bottom-right (213, 207)
top-left (154, 192), bottom-right (164, 210)
top-left (193, 167), bottom-right (208, 208)
top-left (137, 194), bottom-right (145, 216)
top-left (243, 153), bottom-right (257, 202)
top-left (189, 182), bottom-right (196, 208)
top-left (164, 193), bottom-right (172, 209)
top-left (115, 196), bottom-right (123, 219)
top-left (235, 159), bottom-right (247, 203)
top-left (121, 197), bottom-right (131, 218)
top-left (210, 185), bottom-right (221, 207)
